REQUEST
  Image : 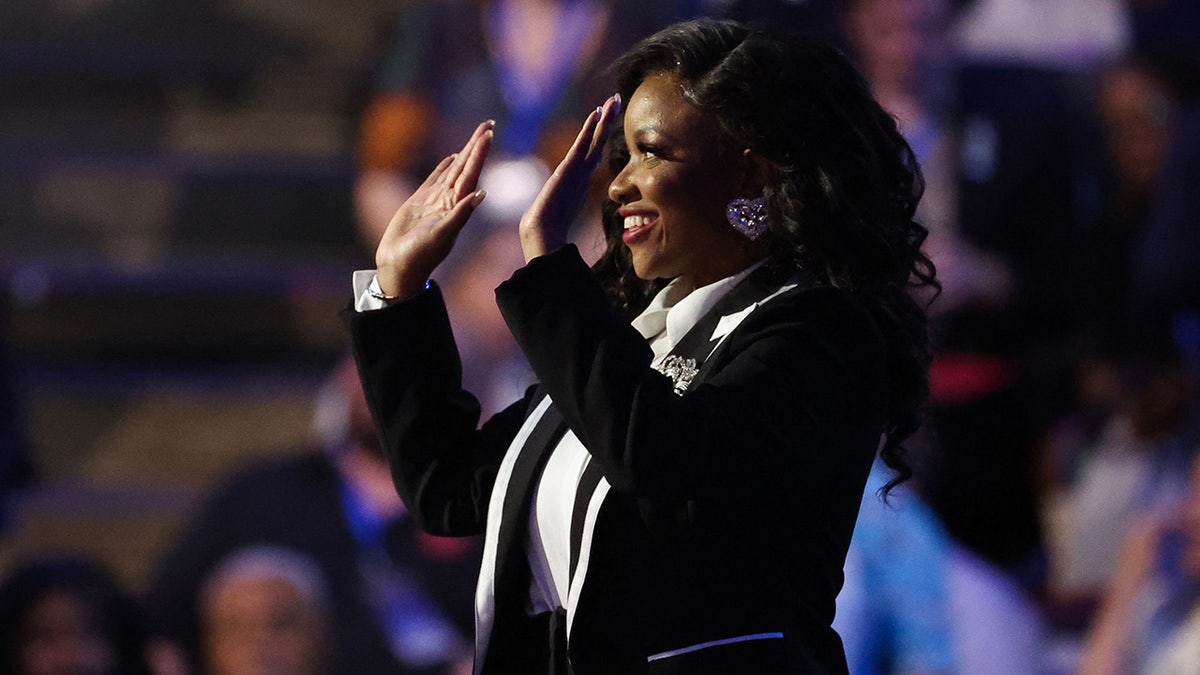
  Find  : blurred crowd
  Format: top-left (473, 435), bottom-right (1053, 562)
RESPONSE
top-left (1, 0), bottom-right (1199, 673)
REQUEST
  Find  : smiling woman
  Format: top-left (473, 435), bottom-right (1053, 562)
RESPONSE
top-left (608, 72), bottom-right (765, 287)
top-left (345, 18), bottom-right (937, 675)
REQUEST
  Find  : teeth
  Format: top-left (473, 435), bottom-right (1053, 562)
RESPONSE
top-left (623, 215), bottom-right (650, 230)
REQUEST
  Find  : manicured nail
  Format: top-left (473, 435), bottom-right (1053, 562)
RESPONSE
top-left (595, 106), bottom-right (603, 115)
top-left (485, 119), bottom-right (496, 128)
top-left (470, 190), bottom-right (487, 207)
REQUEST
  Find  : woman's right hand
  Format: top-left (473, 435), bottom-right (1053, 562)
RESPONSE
top-left (374, 120), bottom-right (494, 298)
top-left (518, 95), bottom-right (620, 262)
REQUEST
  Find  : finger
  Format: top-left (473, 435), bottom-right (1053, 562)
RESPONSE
top-left (417, 154), bottom-right (457, 193)
top-left (453, 123), bottom-right (494, 197)
top-left (437, 189), bottom-right (488, 240)
top-left (587, 93), bottom-right (621, 162)
top-left (548, 109), bottom-right (602, 182)
top-left (443, 120), bottom-right (495, 189)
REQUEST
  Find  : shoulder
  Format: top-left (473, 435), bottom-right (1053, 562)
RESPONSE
top-left (742, 283), bottom-right (885, 354)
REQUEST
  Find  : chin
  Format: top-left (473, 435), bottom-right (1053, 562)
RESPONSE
top-left (629, 258), bottom-right (652, 281)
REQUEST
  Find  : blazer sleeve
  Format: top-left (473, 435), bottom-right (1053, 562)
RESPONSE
top-left (495, 245), bottom-right (887, 502)
top-left (343, 282), bottom-right (534, 536)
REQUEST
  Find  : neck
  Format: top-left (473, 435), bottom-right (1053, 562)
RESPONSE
top-left (683, 247), bottom-right (768, 289)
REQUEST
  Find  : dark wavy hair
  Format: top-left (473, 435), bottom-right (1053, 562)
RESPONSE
top-left (592, 19), bottom-right (938, 492)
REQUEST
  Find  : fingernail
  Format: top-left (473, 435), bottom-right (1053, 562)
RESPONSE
top-left (470, 190), bottom-right (487, 207)
top-left (485, 119), bottom-right (496, 128)
top-left (595, 106), bottom-right (603, 115)
top-left (613, 92), bottom-right (622, 106)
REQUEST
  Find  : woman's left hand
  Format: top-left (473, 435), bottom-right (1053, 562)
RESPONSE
top-left (518, 94), bottom-right (621, 262)
top-left (374, 120), bottom-right (494, 298)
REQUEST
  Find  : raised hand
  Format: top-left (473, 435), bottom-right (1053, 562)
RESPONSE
top-left (518, 94), bottom-right (621, 262)
top-left (375, 120), bottom-right (494, 298)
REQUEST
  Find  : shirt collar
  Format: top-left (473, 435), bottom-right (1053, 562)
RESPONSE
top-left (630, 259), bottom-right (768, 354)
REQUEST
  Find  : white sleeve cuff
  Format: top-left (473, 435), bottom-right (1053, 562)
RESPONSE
top-left (352, 270), bottom-right (389, 312)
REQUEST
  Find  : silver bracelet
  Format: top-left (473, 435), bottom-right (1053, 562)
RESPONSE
top-left (367, 284), bottom-right (401, 302)
top-left (368, 277), bottom-right (429, 302)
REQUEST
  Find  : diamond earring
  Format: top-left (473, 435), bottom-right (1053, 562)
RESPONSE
top-left (726, 197), bottom-right (769, 241)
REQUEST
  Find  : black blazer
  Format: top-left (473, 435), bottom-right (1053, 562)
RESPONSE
top-left (346, 246), bottom-right (886, 674)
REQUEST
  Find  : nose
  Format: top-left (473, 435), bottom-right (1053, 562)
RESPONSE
top-left (608, 163), bottom-right (636, 204)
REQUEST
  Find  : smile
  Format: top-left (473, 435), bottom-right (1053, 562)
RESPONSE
top-left (623, 215), bottom-right (653, 230)
top-left (621, 214), bottom-right (655, 245)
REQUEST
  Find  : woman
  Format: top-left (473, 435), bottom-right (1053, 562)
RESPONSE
top-left (346, 19), bottom-right (936, 674)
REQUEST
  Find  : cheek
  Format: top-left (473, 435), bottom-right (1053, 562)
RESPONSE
top-left (656, 171), bottom-right (717, 221)
top-left (674, 183), bottom-right (735, 236)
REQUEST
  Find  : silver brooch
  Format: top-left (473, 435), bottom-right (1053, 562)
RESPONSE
top-left (654, 355), bottom-right (698, 395)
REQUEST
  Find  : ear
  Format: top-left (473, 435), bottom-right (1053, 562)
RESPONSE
top-left (738, 149), bottom-right (776, 195)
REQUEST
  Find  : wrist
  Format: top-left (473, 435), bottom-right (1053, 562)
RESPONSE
top-left (519, 231), bottom-right (546, 263)
top-left (368, 279), bottom-right (419, 303)
top-left (374, 267), bottom-right (429, 301)
top-left (519, 230), bottom-right (568, 263)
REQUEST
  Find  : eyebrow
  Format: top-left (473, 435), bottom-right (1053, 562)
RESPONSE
top-left (631, 126), bottom-right (667, 142)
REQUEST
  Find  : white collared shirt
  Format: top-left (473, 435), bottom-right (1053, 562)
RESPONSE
top-left (630, 261), bottom-right (764, 364)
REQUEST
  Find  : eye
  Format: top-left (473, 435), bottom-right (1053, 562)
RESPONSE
top-left (636, 142), bottom-right (664, 161)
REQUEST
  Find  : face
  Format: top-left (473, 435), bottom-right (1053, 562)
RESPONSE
top-left (1100, 64), bottom-right (1174, 192)
top-left (203, 576), bottom-right (326, 675)
top-left (20, 589), bottom-right (116, 675)
top-left (846, 0), bottom-right (943, 92)
top-left (608, 73), bottom-right (762, 287)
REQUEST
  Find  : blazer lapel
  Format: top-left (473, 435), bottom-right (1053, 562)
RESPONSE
top-left (663, 264), bottom-right (815, 393)
top-left (474, 388), bottom-right (568, 673)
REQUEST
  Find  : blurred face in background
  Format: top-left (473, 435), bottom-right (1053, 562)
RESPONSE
top-left (19, 589), bottom-right (115, 675)
top-left (1099, 62), bottom-right (1175, 195)
top-left (203, 574), bottom-right (326, 675)
top-left (844, 0), bottom-right (944, 96)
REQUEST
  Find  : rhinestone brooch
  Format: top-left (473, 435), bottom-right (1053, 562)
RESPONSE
top-left (654, 355), bottom-right (699, 395)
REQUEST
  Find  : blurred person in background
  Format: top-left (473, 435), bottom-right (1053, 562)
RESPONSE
top-left (1052, 55), bottom-right (1179, 368)
top-left (1029, 7), bottom-right (1200, 659)
top-left (1045, 330), bottom-right (1200, 611)
top-left (198, 546), bottom-right (331, 675)
top-left (0, 555), bottom-right (150, 675)
top-left (842, 0), bottom-right (1012, 314)
top-left (1077, 452), bottom-right (1200, 674)
top-left (145, 356), bottom-right (478, 675)
top-left (1124, 0), bottom-right (1200, 334)
top-left (1038, 53), bottom-right (1183, 608)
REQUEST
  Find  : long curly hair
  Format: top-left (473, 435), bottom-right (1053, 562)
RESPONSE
top-left (591, 19), bottom-right (938, 492)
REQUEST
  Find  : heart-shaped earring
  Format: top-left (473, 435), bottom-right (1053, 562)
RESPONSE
top-left (726, 197), bottom-right (769, 240)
